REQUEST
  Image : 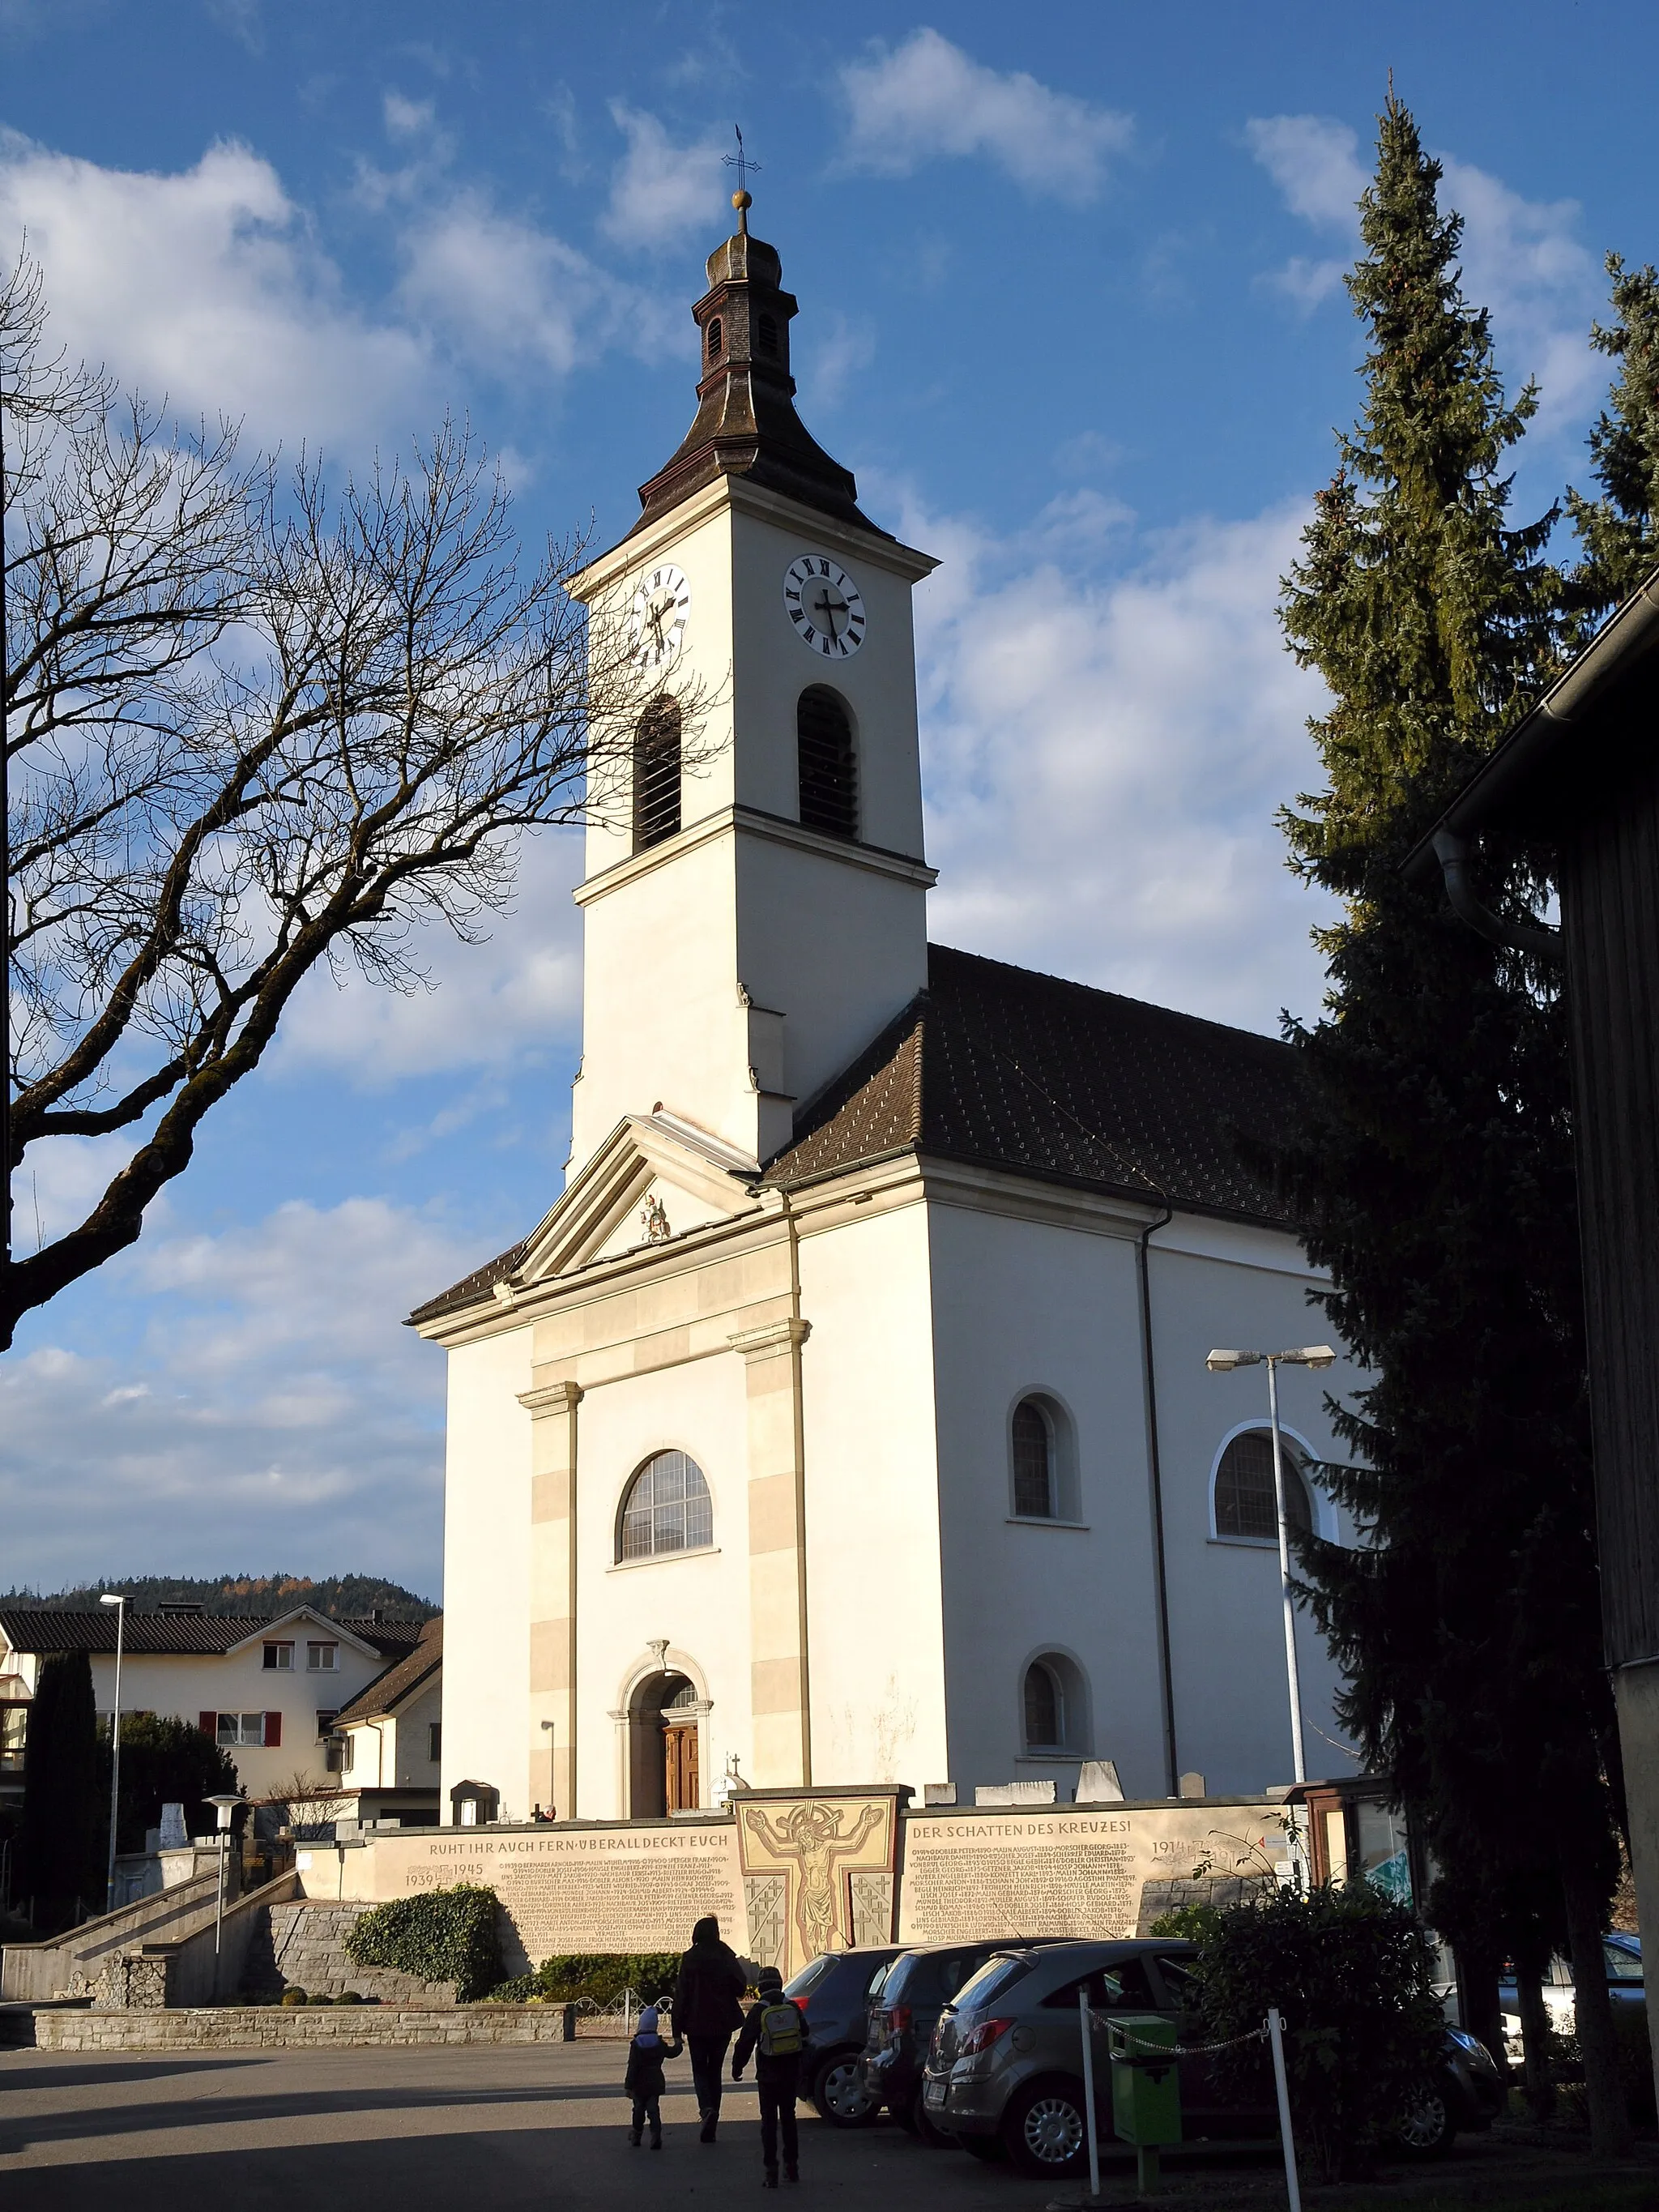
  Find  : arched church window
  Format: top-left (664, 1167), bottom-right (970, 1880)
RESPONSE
top-left (1213, 1429), bottom-right (1314, 1544)
top-left (796, 685), bottom-right (857, 841)
top-left (757, 313), bottom-right (778, 356)
top-left (617, 1449), bottom-right (713, 1561)
top-left (633, 698), bottom-right (682, 852)
top-left (1012, 1399), bottom-right (1055, 1518)
top-left (1022, 1657), bottom-right (1076, 1753)
top-left (706, 317), bottom-right (723, 360)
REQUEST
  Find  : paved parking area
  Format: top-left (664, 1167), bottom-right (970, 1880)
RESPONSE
top-left (0, 2041), bottom-right (1069, 2210)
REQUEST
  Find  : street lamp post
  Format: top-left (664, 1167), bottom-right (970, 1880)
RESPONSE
top-left (1205, 1346), bottom-right (1336, 1787)
top-left (98, 1593), bottom-right (126, 1913)
top-left (207, 1792), bottom-right (241, 1957)
top-left (539, 1719), bottom-right (556, 1820)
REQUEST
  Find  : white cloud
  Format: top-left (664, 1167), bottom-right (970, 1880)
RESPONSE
top-left (383, 92), bottom-right (437, 142)
top-left (0, 132), bottom-right (433, 447)
top-left (0, 1197), bottom-right (483, 1594)
top-left (840, 28), bottom-right (1132, 205)
top-left (1245, 114), bottom-right (1367, 231)
top-left (895, 485), bottom-right (1335, 1035)
top-left (599, 105), bottom-right (725, 254)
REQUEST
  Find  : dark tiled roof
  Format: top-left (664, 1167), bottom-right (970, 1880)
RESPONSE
top-left (0, 1609), bottom-right (426, 1660)
top-left (332, 1616), bottom-right (443, 1727)
top-left (409, 946), bottom-right (1304, 1326)
top-left (766, 945), bottom-right (1302, 1228)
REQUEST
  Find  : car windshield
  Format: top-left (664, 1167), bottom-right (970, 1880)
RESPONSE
top-left (784, 1956), bottom-right (834, 2000)
top-left (953, 1954), bottom-right (1033, 2011)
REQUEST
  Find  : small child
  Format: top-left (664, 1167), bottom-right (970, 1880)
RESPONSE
top-left (624, 2004), bottom-right (683, 2149)
top-left (731, 1966), bottom-right (813, 2187)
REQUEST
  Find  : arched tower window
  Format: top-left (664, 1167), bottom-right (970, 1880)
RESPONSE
top-left (796, 685), bottom-right (857, 841)
top-left (633, 697), bottom-right (682, 852)
top-left (617, 1449), bottom-right (712, 1561)
top-left (706, 316), bottom-right (723, 360)
top-left (1213, 1429), bottom-right (1314, 1544)
top-left (1012, 1399), bottom-right (1055, 1518)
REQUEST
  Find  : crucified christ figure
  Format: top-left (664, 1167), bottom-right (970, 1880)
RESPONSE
top-left (742, 1800), bottom-right (885, 1961)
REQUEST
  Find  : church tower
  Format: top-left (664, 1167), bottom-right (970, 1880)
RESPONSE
top-left (566, 194), bottom-right (937, 1175)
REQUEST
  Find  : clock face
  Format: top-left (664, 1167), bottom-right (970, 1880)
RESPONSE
top-left (783, 553), bottom-right (867, 660)
top-left (630, 563), bottom-right (691, 669)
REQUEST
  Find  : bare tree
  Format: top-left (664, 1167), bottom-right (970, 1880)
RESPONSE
top-left (2, 255), bottom-right (704, 1347)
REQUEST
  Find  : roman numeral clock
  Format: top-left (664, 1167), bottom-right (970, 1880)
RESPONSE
top-left (783, 553), bottom-right (867, 660)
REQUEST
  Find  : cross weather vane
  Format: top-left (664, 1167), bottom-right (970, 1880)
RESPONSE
top-left (723, 125), bottom-right (761, 199)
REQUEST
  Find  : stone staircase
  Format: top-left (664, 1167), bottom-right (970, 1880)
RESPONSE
top-left (240, 1902), bottom-right (457, 2007)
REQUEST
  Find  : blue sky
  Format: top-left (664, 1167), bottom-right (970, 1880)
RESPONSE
top-left (4, 1), bottom-right (1654, 1599)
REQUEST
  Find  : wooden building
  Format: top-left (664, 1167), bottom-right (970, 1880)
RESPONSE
top-left (1414, 570), bottom-right (1659, 2089)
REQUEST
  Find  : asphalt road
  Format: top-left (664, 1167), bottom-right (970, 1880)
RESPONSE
top-left (0, 2040), bottom-right (1073, 2210)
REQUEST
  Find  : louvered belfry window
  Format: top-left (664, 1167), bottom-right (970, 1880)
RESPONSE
top-left (796, 685), bottom-right (857, 840)
top-left (633, 697), bottom-right (682, 852)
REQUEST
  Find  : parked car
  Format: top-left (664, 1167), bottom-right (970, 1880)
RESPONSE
top-left (864, 1941), bottom-right (1057, 2141)
top-left (782, 1945), bottom-right (905, 2125)
top-left (925, 1938), bottom-right (1505, 2179)
top-left (1497, 1934), bottom-right (1643, 2059)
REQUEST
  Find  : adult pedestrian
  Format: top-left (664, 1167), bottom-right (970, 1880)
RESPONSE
top-left (672, 1913), bottom-right (748, 2142)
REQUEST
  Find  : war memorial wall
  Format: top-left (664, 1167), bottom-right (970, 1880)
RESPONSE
top-left (299, 1787), bottom-right (1296, 1980)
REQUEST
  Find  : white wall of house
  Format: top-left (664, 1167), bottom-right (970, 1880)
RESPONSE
top-left (341, 1676), bottom-right (442, 1794)
top-left (439, 1322), bottom-right (535, 1822)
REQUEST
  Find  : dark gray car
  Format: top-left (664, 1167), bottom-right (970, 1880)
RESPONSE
top-left (783, 1946), bottom-right (904, 2125)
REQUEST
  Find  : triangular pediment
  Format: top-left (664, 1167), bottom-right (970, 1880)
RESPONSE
top-left (517, 1112), bottom-right (758, 1282)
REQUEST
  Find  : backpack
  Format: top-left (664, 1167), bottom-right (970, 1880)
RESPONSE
top-left (757, 2000), bottom-right (803, 2057)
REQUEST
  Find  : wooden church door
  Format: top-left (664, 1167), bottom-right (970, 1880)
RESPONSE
top-left (664, 1722), bottom-right (699, 1812)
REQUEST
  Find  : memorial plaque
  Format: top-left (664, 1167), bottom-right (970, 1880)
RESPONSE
top-left (734, 1787), bottom-right (908, 1978)
top-left (898, 1800), bottom-right (1289, 1946)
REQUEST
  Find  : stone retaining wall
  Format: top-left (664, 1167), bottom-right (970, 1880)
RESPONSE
top-left (245, 1901), bottom-right (455, 2006)
top-left (19, 2004), bottom-right (578, 2052)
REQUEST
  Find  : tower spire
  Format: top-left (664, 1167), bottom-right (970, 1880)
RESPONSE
top-left (633, 203), bottom-right (886, 539)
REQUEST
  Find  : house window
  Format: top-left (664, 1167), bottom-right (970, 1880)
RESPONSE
top-left (706, 316), bottom-right (722, 360)
top-left (429, 1722), bottom-right (442, 1764)
top-left (796, 686), bottom-right (857, 840)
top-left (314, 1710), bottom-right (339, 1742)
top-left (617, 1449), bottom-right (713, 1562)
top-left (306, 1642), bottom-right (339, 1672)
top-left (0, 1705), bottom-right (26, 1771)
top-left (262, 1642), bottom-right (294, 1671)
top-left (1213, 1429), bottom-right (1314, 1544)
top-left (1012, 1399), bottom-right (1055, 1518)
top-left (215, 1711), bottom-right (280, 1747)
top-left (1021, 1652), bottom-right (1087, 1755)
top-left (633, 697), bottom-right (682, 852)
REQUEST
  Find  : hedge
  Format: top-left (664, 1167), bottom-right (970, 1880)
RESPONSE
top-left (484, 1952), bottom-right (681, 2006)
top-left (343, 1885), bottom-right (502, 2001)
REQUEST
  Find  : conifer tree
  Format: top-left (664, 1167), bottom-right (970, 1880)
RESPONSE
top-left (1277, 97), bottom-right (1631, 2153)
top-left (1565, 254), bottom-right (1659, 634)
top-left (18, 1650), bottom-right (102, 1931)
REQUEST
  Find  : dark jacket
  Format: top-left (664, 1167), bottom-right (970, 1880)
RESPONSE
top-left (673, 1928), bottom-right (747, 2040)
top-left (624, 2027), bottom-right (683, 2100)
top-left (733, 1993), bottom-right (813, 2086)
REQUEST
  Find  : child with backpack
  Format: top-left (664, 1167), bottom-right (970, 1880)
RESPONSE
top-left (624, 2004), bottom-right (684, 2149)
top-left (731, 1966), bottom-right (813, 2187)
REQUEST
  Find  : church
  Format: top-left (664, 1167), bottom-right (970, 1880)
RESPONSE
top-left (412, 198), bottom-right (1361, 1828)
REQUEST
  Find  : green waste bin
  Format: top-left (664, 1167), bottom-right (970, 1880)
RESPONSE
top-left (1107, 2012), bottom-right (1183, 2147)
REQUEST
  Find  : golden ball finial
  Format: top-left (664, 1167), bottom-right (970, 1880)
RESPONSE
top-left (731, 188), bottom-right (752, 211)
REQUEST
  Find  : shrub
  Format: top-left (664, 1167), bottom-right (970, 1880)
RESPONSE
top-left (1194, 1882), bottom-right (1446, 2183)
top-left (343, 1885), bottom-right (501, 2001)
top-left (279, 1987), bottom-right (307, 2007)
top-left (1146, 1902), bottom-right (1223, 1943)
top-left (335, 1989), bottom-right (363, 2006)
top-left (484, 1974), bottom-right (544, 2005)
top-left (535, 1952), bottom-right (680, 2006)
top-left (308, 1991), bottom-right (333, 2005)
top-left (1556, 2005), bottom-right (1656, 2131)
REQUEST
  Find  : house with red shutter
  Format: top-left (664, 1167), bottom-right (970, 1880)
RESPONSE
top-left (0, 1603), bottom-right (424, 1809)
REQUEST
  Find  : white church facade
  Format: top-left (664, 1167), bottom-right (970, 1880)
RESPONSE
top-left (413, 205), bottom-right (1362, 1826)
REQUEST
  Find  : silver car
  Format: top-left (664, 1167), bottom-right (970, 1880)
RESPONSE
top-left (923, 1938), bottom-right (1273, 2179)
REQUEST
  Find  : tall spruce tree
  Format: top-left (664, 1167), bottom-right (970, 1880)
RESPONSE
top-left (1565, 254), bottom-right (1659, 635)
top-left (18, 1650), bottom-right (102, 1931)
top-left (1277, 97), bottom-right (1631, 2154)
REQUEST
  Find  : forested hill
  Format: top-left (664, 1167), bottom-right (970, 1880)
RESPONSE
top-left (0, 1574), bottom-right (437, 1621)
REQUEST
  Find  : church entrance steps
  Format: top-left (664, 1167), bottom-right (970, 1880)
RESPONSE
top-left (240, 1901), bottom-right (458, 2008)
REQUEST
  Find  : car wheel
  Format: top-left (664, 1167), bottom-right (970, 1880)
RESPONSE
top-left (1395, 2082), bottom-right (1458, 2157)
top-left (958, 2133), bottom-right (1006, 2163)
top-left (911, 2084), bottom-right (957, 2147)
top-left (1000, 2079), bottom-right (1090, 2178)
top-left (813, 2052), bottom-right (878, 2128)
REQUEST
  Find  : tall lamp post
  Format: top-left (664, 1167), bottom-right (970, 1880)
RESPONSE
top-left (207, 1792), bottom-right (241, 1957)
top-left (99, 1593), bottom-right (126, 1913)
top-left (1205, 1346), bottom-right (1336, 1787)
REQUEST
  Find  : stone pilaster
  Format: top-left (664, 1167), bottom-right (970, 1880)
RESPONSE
top-left (518, 1376), bottom-right (583, 1818)
top-left (730, 1318), bottom-right (812, 1785)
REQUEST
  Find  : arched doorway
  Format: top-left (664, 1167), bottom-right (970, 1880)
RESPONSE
top-left (628, 1671), bottom-right (701, 1816)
